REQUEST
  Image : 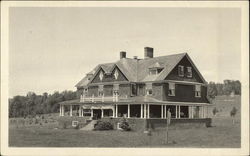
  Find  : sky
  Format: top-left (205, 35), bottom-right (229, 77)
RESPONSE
top-left (9, 7), bottom-right (241, 97)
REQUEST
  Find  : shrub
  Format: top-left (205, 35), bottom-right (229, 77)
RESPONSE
top-left (94, 121), bottom-right (113, 130)
top-left (230, 107), bottom-right (237, 117)
top-left (119, 118), bottom-right (131, 131)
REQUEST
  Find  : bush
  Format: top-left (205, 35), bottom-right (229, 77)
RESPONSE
top-left (119, 118), bottom-right (131, 131)
top-left (230, 107), bottom-right (237, 117)
top-left (94, 121), bottom-right (113, 130)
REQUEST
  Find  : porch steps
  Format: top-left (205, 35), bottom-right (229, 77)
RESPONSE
top-left (80, 120), bottom-right (97, 131)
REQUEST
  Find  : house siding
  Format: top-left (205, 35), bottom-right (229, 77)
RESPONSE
top-left (165, 56), bottom-right (203, 83)
top-left (162, 83), bottom-right (209, 103)
top-left (152, 83), bottom-right (163, 100)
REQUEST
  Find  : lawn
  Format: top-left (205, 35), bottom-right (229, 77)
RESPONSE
top-left (9, 95), bottom-right (241, 148)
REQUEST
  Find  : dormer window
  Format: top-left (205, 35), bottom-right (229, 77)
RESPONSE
top-left (168, 83), bottom-right (175, 96)
top-left (146, 83), bottom-right (153, 95)
top-left (113, 84), bottom-right (119, 96)
top-left (178, 65), bottom-right (184, 77)
top-left (195, 85), bottom-right (201, 97)
top-left (187, 67), bottom-right (192, 78)
top-left (99, 71), bottom-right (104, 81)
top-left (83, 88), bottom-right (88, 96)
top-left (98, 85), bottom-right (104, 96)
top-left (114, 69), bottom-right (119, 80)
top-left (149, 69), bottom-right (157, 75)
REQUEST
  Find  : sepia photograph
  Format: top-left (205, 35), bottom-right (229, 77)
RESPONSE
top-left (1, 1), bottom-right (249, 156)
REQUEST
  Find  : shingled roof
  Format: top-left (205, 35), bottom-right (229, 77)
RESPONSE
top-left (75, 52), bottom-right (205, 88)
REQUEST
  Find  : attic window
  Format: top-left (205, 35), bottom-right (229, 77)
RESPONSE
top-left (99, 71), bottom-right (104, 81)
top-left (195, 85), bottom-right (201, 97)
top-left (178, 65), bottom-right (184, 77)
top-left (168, 83), bottom-right (175, 96)
top-left (187, 67), bottom-right (192, 78)
top-left (114, 69), bottom-right (119, 80)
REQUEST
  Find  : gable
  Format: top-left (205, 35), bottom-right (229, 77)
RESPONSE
top-left (91, 66), bottom-right (128, 83)
top-left (165, 55), bottom-right (205, 83)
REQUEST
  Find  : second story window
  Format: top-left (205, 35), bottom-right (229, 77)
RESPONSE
top-left (146, 83), bottom-right (153, 95)
top-left (187, 67), bottom-right (192, 78)
top-left (178, 65), bottom-right (184, 77)
top-left (168, 83), bottom-right (175, 96)
top-left (113, 84), bottom-right (119, 96)
top-left (83, 88), bottom-right (88, 96)
top-left (98, 85), bottom-right (104, 96)
top-left (195, 85), bottom-right (201, 97)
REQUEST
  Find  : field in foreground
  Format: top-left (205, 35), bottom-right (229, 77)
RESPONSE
top-left (9, 95), bottom-right (241, 147)
top-left (9, 117), bottom-right (240, 148)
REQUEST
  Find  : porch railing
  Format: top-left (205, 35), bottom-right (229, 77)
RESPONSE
top-left (80, 95), bottom-right (128, 102)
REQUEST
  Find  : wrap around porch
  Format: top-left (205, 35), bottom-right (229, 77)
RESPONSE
top-left (59, 102), bottom-right (210, 119)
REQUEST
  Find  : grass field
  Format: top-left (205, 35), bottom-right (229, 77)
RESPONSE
top-left (9, 95), bottom-right (241, 147)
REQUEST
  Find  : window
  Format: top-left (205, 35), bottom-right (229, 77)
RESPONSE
top-left (114, 69), bottom-right (119, 80)
top-left (187, 67), bottom-right (192, 78)
top-left (131, 84), bottom-right (137, 96)
top-left (72, 121), bottom-right (79, 127)
top-left (149, 69), bottom-right (157, 75)
top-left (113, 84), bottom-right (119, 96)
top-left (83, 88), bottom-right (88, 96)
top-left (168, 83), bottom-right (175, 96)
top-left (146, 83), bottom-right (153, 95)
top-left (98, 85), bottom-right (104, 96)
top-left (195, 85), bottom-right (201, 97)
top-left (99, 70), bottom-right (104, 81)
top-left (178, 65), bottom-right (184, 77)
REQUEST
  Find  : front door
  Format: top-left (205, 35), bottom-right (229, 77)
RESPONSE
top-left (93, 109), bottom-right (102, 120)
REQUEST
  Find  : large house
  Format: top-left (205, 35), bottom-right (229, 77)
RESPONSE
top-left (59, 47), bottom-right (211, 121)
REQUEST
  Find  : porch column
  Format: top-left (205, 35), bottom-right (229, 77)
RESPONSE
top-left (144, 104), bottom-right (146, 118)
top-left (140, 104), bottom-right (143, 118)
top-left (178, 105), bottom-right (180, 118)
top-left (91, 109), bottom-right (93, 118)
top-left (70, 105), bottom-right (73, 117)
top-left (202, 106), bottom-right (204, 118)
top-left (62, 105), bottom-right (64, 116)
top-left (115, 104), bottom-right (118, 117)
top-left (175, 105), bottom-right (178, 118)
top-left (81, 108), bottom-right (84, 117)
top-left (161, 105), bottom-right (163, 119)
top-left (79, 106), bottom-right (81, 117)
top-left (101, 109), bottom-right (104, 118)
top-left (164, 105), bottom-right (167, 119)
top-left (112, 108), bottom-right (115, 118)
top-left (59, 105), bottom-right (61, 116)
top-left (147, 104), bottom-right (150, 118)
top-left (128, 104), bottom-right (130, 118)
top-left (191, 106), bottom-right (193, 119)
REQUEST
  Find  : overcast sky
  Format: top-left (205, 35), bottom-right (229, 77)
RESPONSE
top-left (9, 7), bottom-right (241, 97)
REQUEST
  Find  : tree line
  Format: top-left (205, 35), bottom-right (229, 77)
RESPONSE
top-left (9, 90), bottom-right (77, 118)
top-left (207, 80), bottom-right (241, 99)
top-left (9, 80), bottom-right (241, 118)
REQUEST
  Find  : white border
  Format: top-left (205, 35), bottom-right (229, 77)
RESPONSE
top-left (1, 1), bottom-right (249, 156)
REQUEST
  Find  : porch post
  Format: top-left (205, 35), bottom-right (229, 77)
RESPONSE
top-left (91, 109), bottom-right (93, 118)
top-left (59, 104), bottom-right (61, 116)
top-left (161, 105), bottom-right (163, 119)
top-left (128, 104), bottom-right (130, 118)
top-left (62, 105), bottom-right (64, 116)
top-left (164, 105), bottom-right (167, 119)
top-left (101, 109), bottom-right (104, 118)
top-left (175, 105), bottom-right (178, 118)
top-left (115, 104), bottom-right (118, 117)
top-left (79, 106), bottom-right (81, 117)
top-left (112, 107), bottom-right (115, 118)
top-left (140, 104), bottom-right (143, 118)
top-left (178, 105), bottom-right (180, 118)
top-left (191, 106), bottom-right (193, 119)
top-left (147, 104), bottom-right (150, 118)
top-left (81, 107), bottom-right (84, 117)
top-left (144, 104), bottom-right (146, 118)
top-left (70, 105), bottom-right (73, 117)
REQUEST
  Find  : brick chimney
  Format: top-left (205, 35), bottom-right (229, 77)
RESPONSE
top-left (144, 47), bottom-right (154, 59)
top-left (120, 51), bottom-right (126, 59)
